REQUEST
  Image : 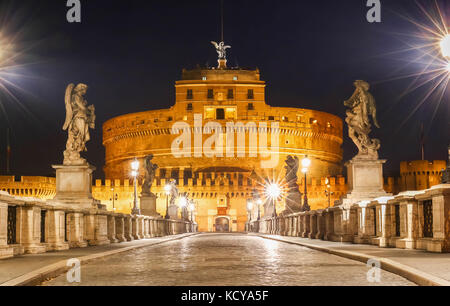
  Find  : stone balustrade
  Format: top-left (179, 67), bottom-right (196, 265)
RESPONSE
top-left (0, 191), bottom-right (197, 259)
top-left (248, 185), bottom-right (450, 253)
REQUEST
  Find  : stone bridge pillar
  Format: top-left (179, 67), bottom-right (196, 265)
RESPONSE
top-left (67, 212), bottom-right (87, 248)
top-left (114, 215), bottom-right (126, 242)
top-left (46, 210), bottom-right (69, 251)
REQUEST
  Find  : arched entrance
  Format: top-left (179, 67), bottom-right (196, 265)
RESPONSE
top-left (215, 217), bottom-right (230, 232)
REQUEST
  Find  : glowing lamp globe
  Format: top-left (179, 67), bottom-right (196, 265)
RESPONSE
top-left (131, 170), bottom-right (138, 177)
top-left (131, 159), bottom-right (140, 171)
top-left (164, 184), bottom-right (171, 195)
top-left (267, 184), bottom-right (281, 199)
top-left (247, 201), bottom-right (253, 211)
top-left (440, 34), bottom-right (450, 58)
top-left (179, 197), bottom-right (187, 207)
top-left (301, 156), bottom-right (311, 168)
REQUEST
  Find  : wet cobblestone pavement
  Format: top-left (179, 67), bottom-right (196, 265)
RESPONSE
top-left (43, 233), bottom-right (414, 286)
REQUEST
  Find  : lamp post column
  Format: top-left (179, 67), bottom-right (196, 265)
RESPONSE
top-left (131, 158), bottom-right (140, 215)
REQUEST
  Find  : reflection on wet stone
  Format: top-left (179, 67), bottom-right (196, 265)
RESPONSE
top-left (43, 234), bottom-right (414, 286)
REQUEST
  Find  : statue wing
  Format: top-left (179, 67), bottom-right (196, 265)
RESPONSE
top-left (224, 45), bottom-right (231, 50)
top-left (63, 84), bottom-right (75, 131)
top-left (211, 41), bottom-right (218, 49)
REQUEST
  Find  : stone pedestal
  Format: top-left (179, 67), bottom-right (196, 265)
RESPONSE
top-left (338, 158), bottom-right (391, 208)
top-left (140, 193), bottom-right (159, 217)
top-left (264, 201), bottom-right (275, 220)
top-left (168, 205), bottom-right (179, 220)
top-left (52, 164), bottom-right (103, 209)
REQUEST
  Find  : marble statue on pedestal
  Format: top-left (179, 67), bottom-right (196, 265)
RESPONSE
top-left (63, 83), bottom-right (96, 165)
top-left (283, 156), bottom-right (303, 214)
top-left (52, 83), bottom-right (102, 209)
top-left (140, 154), bottom-right (159, 216)
top-left (336, 80), bottom-right (390, 211)
top-left (344, 80), bottom-right (380, 160)
top-left (141, 154), bottom-right (158, 196)
top-left (168, 179), bottom-right (179, 219)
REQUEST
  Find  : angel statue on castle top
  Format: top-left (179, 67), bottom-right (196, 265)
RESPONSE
top-left (211, 41), bottom-right (231, 60)
top-left (63, 83), bottom-right (96, 165)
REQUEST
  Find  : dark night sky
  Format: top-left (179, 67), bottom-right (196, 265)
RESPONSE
top-left (0, 0), bottom-right (448, 179)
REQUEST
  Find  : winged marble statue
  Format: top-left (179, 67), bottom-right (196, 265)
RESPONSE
top-left (168, 179), bottom-right (179, 206)
top-left (211, 41), bottom-right (231, 60)
top-left (344, 80), bottom-right (381, 159)
top-left (63, 83), bottom-right (96, 165)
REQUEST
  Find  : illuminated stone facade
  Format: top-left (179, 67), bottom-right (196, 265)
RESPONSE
top-left (0, 176), bottom-right (56, 199)
top-left (3, 66), bottom-right (445, 233)
top-left (101, 67), bottom-right (344, 232)
top-left (399, 160), bottom-right (446, 191)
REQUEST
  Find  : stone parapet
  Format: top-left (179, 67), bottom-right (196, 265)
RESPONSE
top-left (248, 184), bottom-right (450, 253)
top-left (0, 191), bottom-right (196, 260)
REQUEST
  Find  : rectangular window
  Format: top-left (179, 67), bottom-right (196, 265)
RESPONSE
top-left (205, 108), bottom-right (215, 120)
top-left (225, 108), bottom-right (236, 120)
top-left (248, 103), bottom-right (254, 111)
top-left (187, 89), bottom-right (193, 100)
top-left (227, 89), bottom-right (234, 99)
top-left (207, 89), bottom-right (214, 99)
top-left (216, 108), bottom-right (225, 120)
top-left (187, 103), bottom-right (193, 111)
top-left (268, 116), bottom-right (274, 121)
top-left (247, 89), bottom-right (254, 99)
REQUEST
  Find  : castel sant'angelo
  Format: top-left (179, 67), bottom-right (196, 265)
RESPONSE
top-left (101, 43), bottom-right (344, 232)
top-left (0, 43), bottom-right (445, 232)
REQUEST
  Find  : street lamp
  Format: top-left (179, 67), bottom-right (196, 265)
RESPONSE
top-left (131, 158), bottom-right (140, 215)
top-left (189, 200), bottom-right (195, 222)
top-left (164, 184), bottom-right (171, 219)
top-left (324, 178), bottom-right (334, 208)
top-left (266, 183), bottom-right (281, 217)
top-left (256, 199), bottom-right (262, 221)
top-left (110, 186), bottom-right (118, 212)
top-left (301, 156), bottom-right (311, 211)
top-left (247, 200), bottom-right (253, 221)
top-left (439, 35), bottom-right (450, 183)
top-left (440, 34), bottom-right (450, 58)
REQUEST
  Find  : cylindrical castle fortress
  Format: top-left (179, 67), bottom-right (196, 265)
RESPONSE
top-left (102, 67), bottom-right (344, 231)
